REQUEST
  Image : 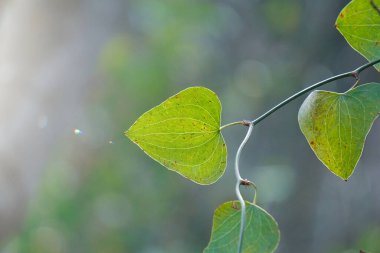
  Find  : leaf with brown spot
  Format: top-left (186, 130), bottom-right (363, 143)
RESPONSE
top-left (298, 83), bottom-right (380, 180)
top-left (336, 0), bottom-right (380, 71)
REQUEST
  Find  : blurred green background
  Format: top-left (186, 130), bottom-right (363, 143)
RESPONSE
top-left (0, 0), bottom-right (379, 252)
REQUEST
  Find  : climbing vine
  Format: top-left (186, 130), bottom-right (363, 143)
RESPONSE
top-left (126, 0), bottom-right (380, 252)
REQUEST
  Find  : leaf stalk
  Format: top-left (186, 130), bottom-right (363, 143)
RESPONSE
top-left (220, 121), bottom-right (247, 131)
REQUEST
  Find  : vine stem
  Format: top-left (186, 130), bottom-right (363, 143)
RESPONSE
top-left (251, 58), bottom-right (380, 125)
top-left (235, 122), bottom-right (254, 253)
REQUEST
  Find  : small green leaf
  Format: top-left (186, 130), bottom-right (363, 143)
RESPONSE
top-left (125, 87), bottom-right (227, 185)
top-left (298, 83), bottom-right (380, 180)
top-left (336, 0), bottom-right (380, 71)
top-left (204, 201), bottom-right (280, 253)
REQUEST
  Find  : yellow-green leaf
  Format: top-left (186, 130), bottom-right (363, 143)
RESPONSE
top-left (125, 87), bottom-right (227, 185)
top-left (336, 0), bottom-right (380, 71)
top-left (298, 83), bottom-right (380, 180)
top-left (204, 201), bottom-right (280, 253)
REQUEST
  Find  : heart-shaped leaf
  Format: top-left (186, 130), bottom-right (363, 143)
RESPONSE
top-left (336, 0), bottom-right (380, 71)
top-left (125, 87), bottom-right (227, 185)
top-left (298, 83), bottom-right (380, 180)
top-left (204, 201), bottom-right (280, 253)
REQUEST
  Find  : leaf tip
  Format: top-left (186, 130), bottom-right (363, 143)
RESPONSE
top-left (337, 171), bottom-right (352, 182)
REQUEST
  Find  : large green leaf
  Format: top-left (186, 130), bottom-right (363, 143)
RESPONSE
top-left (336, 0), bottom-right (380, 71)
top-left (298, 83), bottom-right (380, 180)
top-left (204, 201), bottom-right (280, 253)
top-left (125, 87), bottom-right (227, 185)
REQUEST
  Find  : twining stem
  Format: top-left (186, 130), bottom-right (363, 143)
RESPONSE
top-left (251, 58), bottom-right (380, 125)
top-left (234, 122), bottom-right (254, 253)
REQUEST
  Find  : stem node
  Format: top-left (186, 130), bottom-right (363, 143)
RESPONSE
top-left (242, 120), bottom-right (251, 126)
top-left (240, 178), bottom-right (251, 186)
top-left (351, 71), bottom-right (359, 81)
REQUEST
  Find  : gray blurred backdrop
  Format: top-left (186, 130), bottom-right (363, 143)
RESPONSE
top-left (0, 0), bottom-right (379, 252)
